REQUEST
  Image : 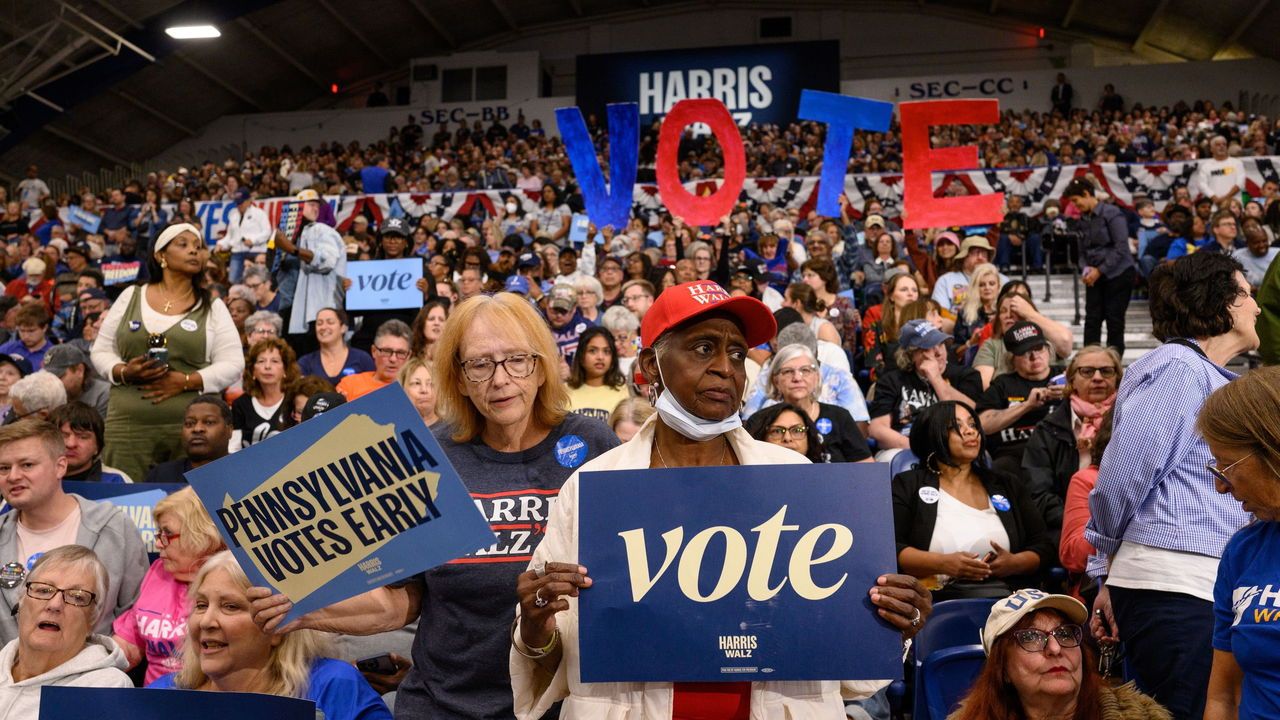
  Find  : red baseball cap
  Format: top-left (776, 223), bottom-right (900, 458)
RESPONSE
top-left (640, 281), bottom-right (777, 349)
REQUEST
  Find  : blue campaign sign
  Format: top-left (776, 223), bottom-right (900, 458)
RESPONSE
top-left (575, 41), bottom-right (840, 126)
top-left (187, 384), bottom-right (495, 624)
top-left (578, 463), bottom-right (902, 683)
top-left (68, 205), bottom-right (101, 233)
top-left (41, 686), bottom-right (314, 720)
top-left (345, 258), bottom-right (423, 311)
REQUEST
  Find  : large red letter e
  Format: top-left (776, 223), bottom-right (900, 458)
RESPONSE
top-left (899, 100), bottom-right (1004, 229)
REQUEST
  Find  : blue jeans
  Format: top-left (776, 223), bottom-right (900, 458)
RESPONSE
top-left (228, 253), bottom-right (250, 283)
top-left (1109, 585), bottom-right (1214, 720)
top-left (995, 232), bottom-right (1043, 269)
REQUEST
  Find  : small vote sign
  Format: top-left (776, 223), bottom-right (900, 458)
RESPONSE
top-left (578, 463), bottom-right (902, 683)
top-left (345, 258), bottom-right (423, 311)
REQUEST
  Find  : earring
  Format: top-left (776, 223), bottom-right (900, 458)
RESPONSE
top-left (926, 452), bottom-right (938, 473)
top-left (160, 258), bottom-right (167, 269)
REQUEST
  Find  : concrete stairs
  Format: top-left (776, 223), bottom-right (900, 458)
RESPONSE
top-left (1020, 271), bottom-right (1256, 370)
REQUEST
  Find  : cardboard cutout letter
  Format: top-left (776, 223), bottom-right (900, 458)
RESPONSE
top-left (556, 103), bottom-right (639, 231)
top-left (797, 90), bottom-right (894, 217)
top-left (656, 99), bottom-right (746, 226)
top-left (899, 100), bottom-right (1005, 229)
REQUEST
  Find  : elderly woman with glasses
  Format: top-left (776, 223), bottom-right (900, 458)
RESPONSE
top-left (0, 545), bottom-right (133, 716)
top-left (948, 589), bottom-right (1169, 720)
top-left (749, 343), bottom-right (871, 463)
top-left (1086, 253), bottom-right (1260, 720)
top-left (112, 487), bottom-right (225, 684)
top-left (250, 293), bottom-right (619, 719)
top-left (1198, 366), bottom-right (1280, 720)
top-left (1021, 345), bottom-right (1123, 532)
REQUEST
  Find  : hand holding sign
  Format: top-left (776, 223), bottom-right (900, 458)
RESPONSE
top-left (516, 562), bottom-right (592, 649)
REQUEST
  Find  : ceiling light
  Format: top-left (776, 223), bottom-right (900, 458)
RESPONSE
top-left (165, 25), bottom-right (220, 40)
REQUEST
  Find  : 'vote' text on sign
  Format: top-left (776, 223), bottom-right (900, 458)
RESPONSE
top-left (578, 463), bottom-right (902, 683)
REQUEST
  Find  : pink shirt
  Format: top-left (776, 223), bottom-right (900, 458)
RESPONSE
top-left (113, 559), bottom-right (188, 685)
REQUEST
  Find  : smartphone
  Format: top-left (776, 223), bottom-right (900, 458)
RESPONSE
top-left (146, 347), bottom-right (169, 364)
top-left (357, 653), bottom-right (398, 675)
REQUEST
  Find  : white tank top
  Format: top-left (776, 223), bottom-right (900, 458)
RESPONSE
top-left (928, 489), bottom-right (1011, 556)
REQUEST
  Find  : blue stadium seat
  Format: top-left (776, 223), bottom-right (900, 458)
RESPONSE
top-left (912, 598), bottom-right (997, 719)
top-left (919, 644), bottom-right (986, 720)
top-left (888, 449), bottom-right (921, 478)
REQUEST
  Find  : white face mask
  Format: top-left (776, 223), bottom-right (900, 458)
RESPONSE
top-left (506, 203), bottom-right (518, 213)
top-left (652, 351), bottom-right (743, 442)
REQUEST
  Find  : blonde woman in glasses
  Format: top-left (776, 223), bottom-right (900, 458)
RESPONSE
top-left (250, 293), bottom-right (619, 719)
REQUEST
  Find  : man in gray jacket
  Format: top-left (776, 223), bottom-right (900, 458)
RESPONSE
top-left (1062, 178), bottom-right (1137, 355)
top-left (0, 420), bottom-right (147, 643)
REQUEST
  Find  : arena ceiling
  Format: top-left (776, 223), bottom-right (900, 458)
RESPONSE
top-left (1, 0), bottom-right (1275, 184)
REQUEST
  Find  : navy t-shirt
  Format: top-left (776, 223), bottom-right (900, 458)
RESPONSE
top-left (1213, 520), bottom-right (1280, 718)
top-left (298, 348), bottom-right (376, 387)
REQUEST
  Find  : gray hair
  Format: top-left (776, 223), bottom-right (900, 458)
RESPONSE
top-left (601, 305), bottom-right (639, 334)
top-left (768, 343), bottom-right (819, 401)
top-left (775, 323), bottom-right (818, 360)
top-left (374, 318), bottom-right (412, 343)
top-left (244, 310), bottom-right (283, 336)
top-left (28, 545), bottom-right (110, 627)
top-left (685, 240), bottom-right (711, 260)
top-left (241, 265), bottom-right (271, 287)
top-left (10, 371), bottom-right (67, 414)
top-left (573, 275), bottom-right (603, 298)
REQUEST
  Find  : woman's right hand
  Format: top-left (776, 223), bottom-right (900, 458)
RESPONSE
top-left (515, 562), bottom-right (591, 649)
top-left (941, 552), bottom-right (991, 581)
top-left (122, 356), bottom-right (168, 385)
top-left (247, 586), bottom-right (303, 635)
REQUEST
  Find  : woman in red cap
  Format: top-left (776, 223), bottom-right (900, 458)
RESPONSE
top-left (509, 280), bottom-right (932, 719)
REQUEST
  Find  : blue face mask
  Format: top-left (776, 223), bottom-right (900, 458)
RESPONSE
top-left (652, 351), bottom-right (743, 442)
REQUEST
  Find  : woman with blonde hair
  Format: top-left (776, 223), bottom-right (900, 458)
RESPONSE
top-left (954, 262), bottom-right (1001, 357)
top-left (608, 397), bottom-right (654, 443)
top-left (151, 552), bottom-right (391, 719)
top-left (1200, 366), bottom-right (1280, 720)
top-left (113, 487), bottom-right (225, 684)
top-left (249, 293), bottom-right (619, 719)
top-left (397, 355), bottom-right (438, 427)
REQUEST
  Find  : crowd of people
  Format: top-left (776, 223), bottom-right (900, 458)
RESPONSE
top-left (0, 89), bottom-right (1273, 720)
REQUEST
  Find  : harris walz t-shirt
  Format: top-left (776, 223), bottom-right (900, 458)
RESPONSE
top-left (869, 366), bottom-right (983, 434)
top-left (975, 369), bottom-right (1063, 458)
top-left (394, 414), bottom-right (619, 720)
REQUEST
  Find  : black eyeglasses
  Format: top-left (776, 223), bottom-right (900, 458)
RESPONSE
top-left (460, 353), bottom-right (538, 383)
top-left (1208, 452), bottom-right (1254, 488)
top-left (373, 346), bottom-right (411, 360)
top-left (1012, 624), bottom-right (1083, 652)
top-left (25, 581), bottom-right (96, 607)
top-left (1074, 366), bottom-right (1117, 378)
top-left (766, 424), bottom-right (807, 440)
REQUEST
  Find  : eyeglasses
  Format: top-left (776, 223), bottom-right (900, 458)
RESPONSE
top-left (1208, 451), bottom-right (1254, 488)
top-left (374, 346), bottom-right (411, 360)
top-left (249, 327), bottom-right (276, 337)
top-left (156, 530), bottom-right (181, 549)
top-left (460, 353), bottom-right (538, 383)
top-left (776, 365), bottom-right (817, 380)
top-left (624, 293), bottom-right (652, 303)
top-left (766, 424), bottom-right (807, 440)
top-left (1075, 366), bottom-right (1117, 378)
top-left (1012, 624), bottom-right (1083, 652)
top-left (25, 581), bottom-right (96, 607)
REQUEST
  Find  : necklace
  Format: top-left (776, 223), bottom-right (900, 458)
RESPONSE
top-left (156, 283), bottom-right (193, 313)
top-left (654, 438), bottom-right (732, 468)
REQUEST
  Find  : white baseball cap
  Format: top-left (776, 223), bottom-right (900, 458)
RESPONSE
top-left (981, 589), bottom-right (1088, 654)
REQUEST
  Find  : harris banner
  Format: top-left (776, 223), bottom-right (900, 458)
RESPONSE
top-left (578, 463), bottom-right (902, 682)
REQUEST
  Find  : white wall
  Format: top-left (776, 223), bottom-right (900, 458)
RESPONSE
top-left (841, 58), bottom-right (1280, 117)
top-left (408, 50), bottom-right (542, 106)
top-left (151, 96), bottom-right (572, 167)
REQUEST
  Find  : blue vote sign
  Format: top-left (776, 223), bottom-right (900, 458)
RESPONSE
top-left (41, 687), bottom-right (314, 720)
top-left (345, 258), bottom-right (423, 311)
top-left (187, 384), bottom-right (495, 625)
top-left (578, 463), bottom-right (902, 683)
